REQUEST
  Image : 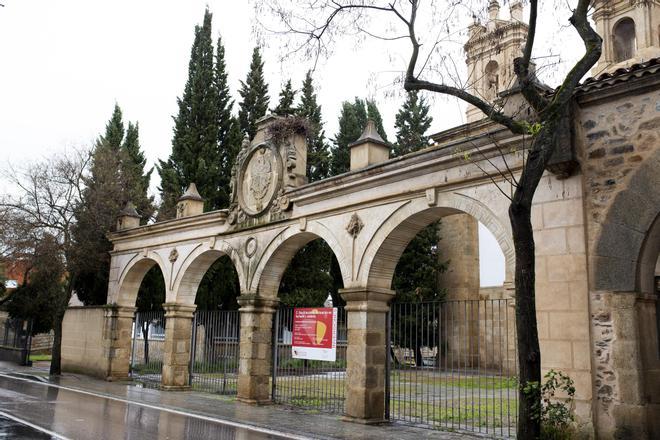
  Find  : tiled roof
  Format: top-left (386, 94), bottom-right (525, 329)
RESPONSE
top-left (576, 57), bottom-right (660, 93)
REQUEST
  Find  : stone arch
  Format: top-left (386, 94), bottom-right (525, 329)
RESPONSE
top-left (172, 240), bottom-right (246, 306)
top-left (592, 149), bottom-right (660, 292)
top-left (613, 17), bottom-right (636, 62)
top-left (250, 221), bottom-right (351, 298)
top-left (359, 191), bottom-right (515, 290)
top-left (115, 254), bottom-right (167, 307)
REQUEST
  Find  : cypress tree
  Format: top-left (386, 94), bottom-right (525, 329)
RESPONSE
top-left (238, 47), bottom-right (270, 140)
top-left (329, 98), bottom-right (388, 176)
top-left (329, 101), bottom-right (361, 176)
top-left (158, 8), bottom-right (221, 218)
top-left (72, 104), bottom-right (154, 305)
top-left (297, 71), bottom-right (330, 182)
top-left (216, 36), bottom-right (241, 209)
top-left (366, 99), bottom-right (389, 142)
top-left (392, 91), bottom-right (432, 157)
top-left (273, 79), bottom-right (296, 117)
top-left (122, 122), bottom-right (155, 221)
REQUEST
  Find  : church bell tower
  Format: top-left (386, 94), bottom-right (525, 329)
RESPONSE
top-left (592, 0), bottom-right (660, 74)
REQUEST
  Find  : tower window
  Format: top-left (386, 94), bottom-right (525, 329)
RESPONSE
top-left (613, 18), bottom-right (636, 62)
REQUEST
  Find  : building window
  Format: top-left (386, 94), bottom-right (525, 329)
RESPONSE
top-left (613, 18), bottom-right (636, 62)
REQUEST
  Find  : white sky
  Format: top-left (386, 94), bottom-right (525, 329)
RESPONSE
top-left (0, 1), bottom-right (583, 286)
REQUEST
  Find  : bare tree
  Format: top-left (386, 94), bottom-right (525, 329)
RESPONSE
top-left (1, 148), bottom-right (91, 375)
top-left (257, 1), bottom-right (601, 437)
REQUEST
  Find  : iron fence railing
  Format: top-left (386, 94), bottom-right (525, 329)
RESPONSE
top-left (130, 310), bottom-right (165, 386)
top-left (0, 317), bottom-right (32, 365)
top-left (387, 299), bottom-right (517, 438)
top-left (272, 306), bottom-right (347, 414)
top-left (190, 310), bottom-right (240, 394)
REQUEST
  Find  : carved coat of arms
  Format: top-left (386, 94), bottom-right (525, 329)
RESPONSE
top-left (249, 149), bottom-right (272, 202)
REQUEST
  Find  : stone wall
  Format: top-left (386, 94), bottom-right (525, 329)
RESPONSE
top-left (61, 306), bottom-right (108, 378)
top-left (531, 172), bottom-right (593, 434)
top-left (577, 83), bottom-right (660, 439)
top-left (478, 286), bottom-right (516, 375)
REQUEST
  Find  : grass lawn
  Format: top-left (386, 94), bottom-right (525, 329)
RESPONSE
top-left (28, 354), bottom-right (51, 362)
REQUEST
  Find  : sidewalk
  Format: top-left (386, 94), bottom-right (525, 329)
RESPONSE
top-left (0, 361), bottom-right (474, 440)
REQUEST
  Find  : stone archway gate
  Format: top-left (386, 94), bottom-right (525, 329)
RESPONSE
top-left (65, 113), bottom-right (587, 425)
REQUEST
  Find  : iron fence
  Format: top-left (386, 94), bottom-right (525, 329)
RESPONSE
top-left (0, 317), bottom-right (32, 365)
top-left (387, 299), bottom-right (517, 438)
top-left (130, 310), bottom-right (165, 386)
top-left (272, 306), bottom-right (347, 414)
top-left (190, 310), bottom-right (240, 394)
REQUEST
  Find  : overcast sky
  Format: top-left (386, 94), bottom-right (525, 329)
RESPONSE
top-left (0, 1), bottom-right (585, 286)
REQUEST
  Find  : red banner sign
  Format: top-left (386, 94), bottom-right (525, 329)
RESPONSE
top-left (291, 307), bottom-right (337, 361)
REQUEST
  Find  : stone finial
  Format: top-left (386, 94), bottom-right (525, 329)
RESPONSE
top-left (510, 1), bottom-right (523, 21)
top-left (117, 202), bottom-right (140, 230)
top-left (176, 183), bottom-right (204, 218)
top-left (348, 120), bottom-right (390, 171)
top-left (488, 0), bottom-right (500, 20)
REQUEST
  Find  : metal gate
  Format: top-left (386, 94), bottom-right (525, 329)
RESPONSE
top-left (386, 299), bottom-right (517, 438)
top-left (189, 310), bottom-right (240, 394)
top-left (130, 310), bottom-right (166, 386)
top-left (272, 306), bottom-right (347, 413)
top-left (0, 317), bottom-right (32, 365)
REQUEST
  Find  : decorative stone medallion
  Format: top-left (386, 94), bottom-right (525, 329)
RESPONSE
top-left (237, 144), bottom-right (282, 216)
top-left (245, 237), bottom-right (258, 258)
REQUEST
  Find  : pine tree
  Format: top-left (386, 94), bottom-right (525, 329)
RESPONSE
top-left (392, 91), bottom-right (432, 157)
top-left (158, 8), bottom-right (221, 218)
top-left (238, 47), bottom-right (270, 140)
top-left (273, 79), bottom-right (296, 117)
top-left (297, 72), bottom-right (330, 182)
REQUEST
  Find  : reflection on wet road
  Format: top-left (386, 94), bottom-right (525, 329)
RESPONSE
top-left (0, 375), bottom-right (295, 440)
top-left (0, 414), bottom-right (55, 439)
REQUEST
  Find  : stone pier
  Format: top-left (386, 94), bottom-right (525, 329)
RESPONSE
top-left (103, 305), bottom-right (136, 381)
top-left (236, 294), bottom-right (279, 404)
top-left (161, 303), bottom-right (196, 390)
top-left (340, 287), bottom-right (394, 423)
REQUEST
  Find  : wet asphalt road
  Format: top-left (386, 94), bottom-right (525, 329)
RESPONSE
top-left (0, 375), bottom-right (295, 440)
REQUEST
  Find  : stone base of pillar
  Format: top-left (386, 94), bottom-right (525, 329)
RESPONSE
top-left (340, 287), bottom-right (394, 423)
top-left (236, 294), bottom-right (278, 405)
top-left (103, 304), bottom-right (136, 381)
top-left (161, 302), bottom-right (196, 390)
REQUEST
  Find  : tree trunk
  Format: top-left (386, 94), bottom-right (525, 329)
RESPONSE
top-left (49, 312), bottom-right (64, 375)
top-left (510, 187), bottom-right (541, 439)
top-left (141, 321), bottom-right (149, 365)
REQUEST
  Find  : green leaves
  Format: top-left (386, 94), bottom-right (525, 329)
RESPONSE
top-left (393, 91), bottom-right (432, 157)
top-left (521, 369), bottom-right (576, 439)
top-left (238, 47), bottom-right (270, 140)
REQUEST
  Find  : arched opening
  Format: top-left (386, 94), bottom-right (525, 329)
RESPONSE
top-left (115, 257), bottom-right (167, 385)
top-left (175, 248), bottom-right (243, 394)
top-left (613, 18), bottom-right (636, 62)
top-left (255, 229), bottom-right (348, 414)
top-left (368, 205), bottom-right (516, 434)
top-left (484, 60), bottom-right (500, 100)
top-left (636, 213), bottom-right (660, 424)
